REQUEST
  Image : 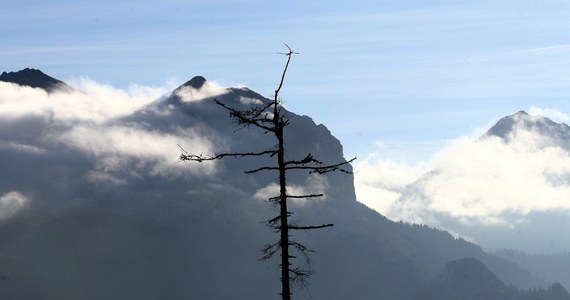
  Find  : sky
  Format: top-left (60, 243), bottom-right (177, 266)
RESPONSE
top-left (3, 0), bottom-right (570, 160)
top-left (4, 0), bottom-right (570, 252)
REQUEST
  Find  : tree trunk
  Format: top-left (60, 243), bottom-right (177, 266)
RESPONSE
top-left (277, 124), bottom-right (291, 300)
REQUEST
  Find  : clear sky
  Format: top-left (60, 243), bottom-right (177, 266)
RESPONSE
top-left (4, 0), bottom-right (570, 161)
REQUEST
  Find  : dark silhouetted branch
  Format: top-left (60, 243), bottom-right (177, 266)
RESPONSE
top-left (214, 99), bottom-right (276, 132)
top-left (289, 224), bottom-right (334, 230)
top-left (245, 166), bottom-right (280, 173)
top-left (285, 157), bottom-right (356, 174)
top-left (260, 241), bottom-right (281, 261)
top-left (179, 145), bottom-right (277, 162)
top-left (268, 194), bottom-right (323, 202)
top-left (284, 153), bottom-right (323, 166)
top-left (285, 194), bottom-right (323, 199)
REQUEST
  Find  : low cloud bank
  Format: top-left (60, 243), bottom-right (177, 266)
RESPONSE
top-left (0, 78), bottom-right (227, 183)
top-left (356, 108), bottom-right (570, 252)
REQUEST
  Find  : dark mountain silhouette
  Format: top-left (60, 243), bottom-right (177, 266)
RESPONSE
top-left (180, 75), bottom-right (207, 89)
top-left (413, 257), bottom-right (570, 300)
top-left (0, 74), bottom-right (563, 299)
top-left (0, 68), bottom-right (73, 93)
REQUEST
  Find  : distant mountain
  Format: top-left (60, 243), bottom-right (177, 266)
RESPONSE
top-left (415, 257), bottom-right (513, 300)
top-left (0, 73), bottom-right (562, 299)
top-left (391, 110), bottom-right (570, 254)
top-left (413, 257), bottom-right (570, 300)
top-left (0, 68), bottom-right (73, 92)
top-left (483, 110), bottom-right (570, 146)
top-left (495, 249), bottom-right (570, 292)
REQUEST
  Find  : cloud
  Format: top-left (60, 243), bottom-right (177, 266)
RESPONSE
top-left (355, 153), bottom-right (429, 213)
top-left (355, 112), bottom-right (570, 252)
top-left (0, 79), bottom-right (174, 123)
top-left (364, 127), bottom-right (570, 223)
top-left (174, 81), bottom-right (228, 103)
top-left (254, 174), bottom-right (329, 206)
top-left (418, 133), bottom-right (570, 222)
top-left (529, 106), bottom-right (570, 123)
top-left (239, 96), bottom-right (263, 105)
top-left (0, 77), bottom-right (228, 183)
top-left (56, 124), bottom-right (217, 177)
top-left (0, 191), bottom-right (29, 221)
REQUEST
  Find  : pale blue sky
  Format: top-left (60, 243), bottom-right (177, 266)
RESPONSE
top-left (3, 0), bottom-right (570, 161)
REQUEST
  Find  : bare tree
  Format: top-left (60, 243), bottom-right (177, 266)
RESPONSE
top-left (180, 44), bottom-right (355, 300)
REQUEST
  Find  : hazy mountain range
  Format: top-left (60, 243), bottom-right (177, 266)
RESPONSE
top-left (386, 109), bottom-right (570, 254)
top-left (0, 68), bottom-right (568, 299)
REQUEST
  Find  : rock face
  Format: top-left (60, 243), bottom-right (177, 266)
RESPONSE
top-left (0, 73), bottom-right (564, 299)
top-left (0, 68), bottom-right (73, 92)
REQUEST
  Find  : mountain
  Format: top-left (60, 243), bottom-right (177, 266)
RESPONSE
top-left (391, 110), bottom-right (570, 254)
top-left (483, 111), bottom-right (570, 144)
top-left (415, 257), bottom-right (514, 300)
top-left (0, 68), bottom-right (73, 92)
top-left (0, 71), bottom-right (564, 299)
top-left (413, 257), bottom-right (570, 300)
top-left (494, 249), bottom-right (570, 292)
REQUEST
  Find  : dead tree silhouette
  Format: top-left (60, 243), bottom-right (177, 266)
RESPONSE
top-left (180, 44), bottom-right (355, 300)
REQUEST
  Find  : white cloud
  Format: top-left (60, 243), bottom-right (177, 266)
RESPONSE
top-left (239, 96), bottom-right (263, 105)
top-left (0, 191), bottom-right (29, 221)
top-left (355, 153), bottom-right (429, 213)
top-left (56, 124), bottom-right (217, 177)
top-left (0, 77), bottom-right (224, 180)
top-left (529, 106), bottom-right (570, 123)
top-left (357, 121), bottom-right (570, 226)
top-left (421, 131), bottom-right (570, 221)
top-left (0, 78), bottom-right (173, 123)
top-left (254, 174), bottom-right (329, 206)
top-left (174, 81), bottom-right (228, 103)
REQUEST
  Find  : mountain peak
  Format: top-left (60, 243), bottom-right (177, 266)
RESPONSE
top-left (183, 76), bottom-right (207, 89)
top-left (483, 110), bottom-right (570, 141)
top-left (0, 68), bottom-right (72, 93)
top-left (169, 76), bottom-right (209, 99)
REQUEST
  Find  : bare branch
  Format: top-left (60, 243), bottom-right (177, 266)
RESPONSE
top-left (179, 145), bottom-right (278, 162)
top-left (289, 241), bottom-right (314, 262)
top-left (289, 224), bottom-right (334, 230)
top-left (265, 215), bottom-right (281, 226)
top-left (214, 99), bottom-right (276, 132)
top-left (247, 157), bottom-right (356, 174)
top-left (284, 153), bottom-right (323, 166)
top-left (285, 194), bottom-right (323, 199)
top-left (260, 241), bottom-right (281, 261)
top-left (244, 166), bottom-right (280, 173)
top-left (290, 267), bottom-right (313, 289)
top-left (268, 194), bottom-right (323, 202)
top-left (274, 44), bottom-right (298, 101)
top-left (285, 157), bottom-right (356, 174)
